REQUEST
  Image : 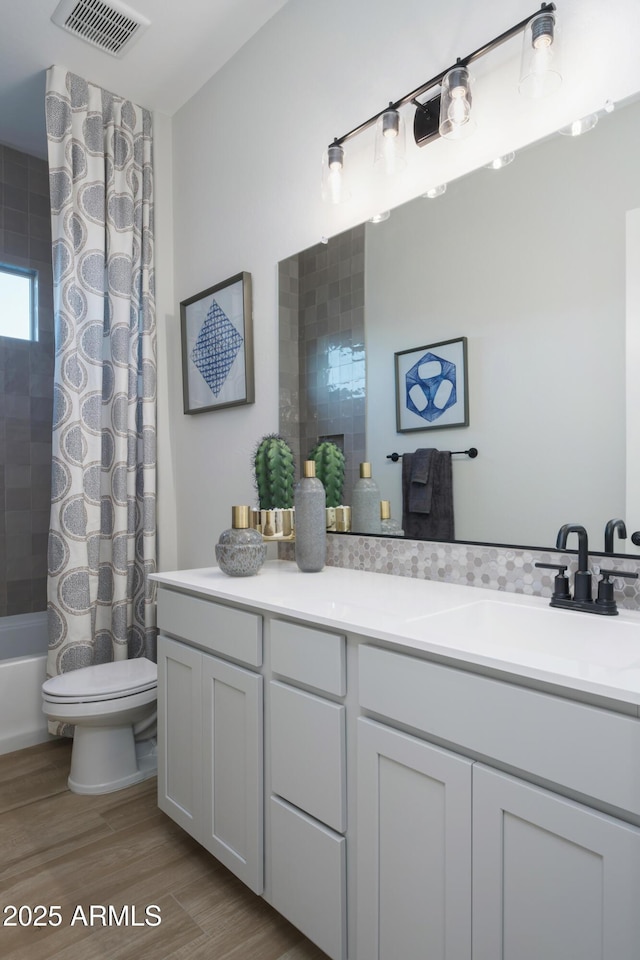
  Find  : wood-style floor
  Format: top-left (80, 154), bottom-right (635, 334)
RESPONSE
top-left (0, 740), bottom-right (328, 960)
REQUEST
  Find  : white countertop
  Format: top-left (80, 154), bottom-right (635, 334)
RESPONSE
top-left (151, 561), bottom-right (640, 708)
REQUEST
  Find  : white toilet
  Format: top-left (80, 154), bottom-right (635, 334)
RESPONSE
top-left (42, 658), bottom-right (158, 796)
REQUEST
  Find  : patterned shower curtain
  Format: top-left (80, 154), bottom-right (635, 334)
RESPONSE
top-left (45, 66), bottom-right (157, 685)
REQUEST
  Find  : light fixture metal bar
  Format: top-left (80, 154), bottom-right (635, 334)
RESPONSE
top-left (330, 2), bottom-right (556, 149)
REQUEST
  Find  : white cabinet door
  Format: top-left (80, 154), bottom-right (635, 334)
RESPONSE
top-left (201, 654), bottom-right (264, 894)
top-left (356, 718), bottom-right (473, 960)
top-left (270, 796), bottom-right (347, 960)
top-left (270, 680), bottom-right (346, 833)
top-left (157, 634), bottom-right (202, 837)
top-left (473, 764), bottom-right (640, 960)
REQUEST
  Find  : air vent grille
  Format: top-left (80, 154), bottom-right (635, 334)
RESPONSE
top-left (51, 0), bottom-right (150, 57)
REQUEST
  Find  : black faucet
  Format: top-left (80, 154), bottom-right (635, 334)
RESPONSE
top-left (537, 523), bottom-right (639, 615)
top-left (604, 518), bottom-right (627, 554)
top-left (556, 523), bottom-right (592, 601)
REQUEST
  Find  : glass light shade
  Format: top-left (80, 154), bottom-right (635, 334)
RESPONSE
top-left (422, 183), bottom-right (447, 199)
top-left (439, 65), bottom-right (476, 140)
top-left (519, 11), bottom-right (562, 98)
top-left (321, 141), bottom-right (350, 204)
top-left (374, 106), bottom-right (407, 175)
top-left (485, 152), bottom-right (515, 170)
top-left (558, 113), bottom-right (598, 137)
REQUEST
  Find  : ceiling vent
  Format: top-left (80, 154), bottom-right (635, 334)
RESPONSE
top-left (51, 0), bottom-right (150, 58)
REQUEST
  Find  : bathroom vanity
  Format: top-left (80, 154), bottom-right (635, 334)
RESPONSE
top-left (151, 561), bottom-right (640, 960)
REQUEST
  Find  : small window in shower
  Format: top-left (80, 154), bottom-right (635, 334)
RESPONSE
top-left (0, 263), bottom-right (38, 341)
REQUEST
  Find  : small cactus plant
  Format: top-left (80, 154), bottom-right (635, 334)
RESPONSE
top-left (253, 434), bottom-right (295, 509)
top-left (309, 440), bottom-right (345, 509)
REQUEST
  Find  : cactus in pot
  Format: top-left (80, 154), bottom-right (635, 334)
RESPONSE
top-left (253, 434), bottom-right (295, 509)
top-left (309, 440), bottom-right (345, 509)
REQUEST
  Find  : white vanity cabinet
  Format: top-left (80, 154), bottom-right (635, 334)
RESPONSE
top-left (267, 618), bottom-right (347, 960)
top-left (156, 589), bottom-right (264, 894)
top-left (151, 563), bottom-right (640, 960)
top-left (358, 643), bottom-right (640, 960)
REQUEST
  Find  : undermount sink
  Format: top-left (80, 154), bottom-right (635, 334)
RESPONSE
top-left (410, 599), bottom-right (640, 674)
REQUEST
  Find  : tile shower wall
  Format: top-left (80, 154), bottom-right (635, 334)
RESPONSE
top-left (279, 225), bottom-right (366, 501)
top-left (0, 144), bottom-right (54, 616)
top-left (278, 255), bottom-right (301, 470)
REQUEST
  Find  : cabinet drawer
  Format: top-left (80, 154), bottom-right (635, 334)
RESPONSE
top-left (157, 588), bottom-right (262, 666)
top-left (359, 644), bottom-right (640, 818)
top-left (270, 619), bottom-right (345, 695)
top-left (270, 796), bottom-right (346, 960)
top-left (270, 681), bottom-right (346, 833)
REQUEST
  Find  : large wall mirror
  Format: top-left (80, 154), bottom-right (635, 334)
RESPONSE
top-left (279, 96), bottom-right (640, 555)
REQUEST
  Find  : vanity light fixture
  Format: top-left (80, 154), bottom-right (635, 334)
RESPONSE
top-left (322, 2), bottom-right (561, 203)
top-left (518, 9), bottom-right (562, 97)
top-left (485, 151), bottom-right (516, 169)
top-left (321, 140), bottom-right (350, 205)
top-left (558, 113), bottom-right (598, 136)
top-left (439, 64), bottom-right (476, 140)
top-left (374, 105), bottom-right (407, 175)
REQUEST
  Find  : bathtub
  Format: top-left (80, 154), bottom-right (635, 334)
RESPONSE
top-left (0, 611), bottom-right (50, 755)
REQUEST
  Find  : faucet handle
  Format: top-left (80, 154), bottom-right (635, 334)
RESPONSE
top-left (535, 562), bottom-right (570, 600)
top-left (595, 568), bottom-right (639, 614)
top-left (598, 568), bottom-right (639, 583)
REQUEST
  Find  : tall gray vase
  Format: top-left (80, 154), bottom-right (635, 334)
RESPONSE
top-left (294, 461), bottom-right (326, 573)
top-left (351, 462), bottom-right (381, 534)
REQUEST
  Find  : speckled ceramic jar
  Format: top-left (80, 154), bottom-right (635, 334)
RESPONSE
top-left (294, 461), bottom-right (326, 573)
top-left (216, 506), bottom-right (266, 577)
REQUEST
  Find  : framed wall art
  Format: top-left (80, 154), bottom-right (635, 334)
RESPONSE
top-left (180, 272), bottom-right (254, 414)
top-left (395, 336), bottom-right (468, 433)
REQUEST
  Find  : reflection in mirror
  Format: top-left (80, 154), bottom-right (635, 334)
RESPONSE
top-left (279, 97), bottom-right (640, 555)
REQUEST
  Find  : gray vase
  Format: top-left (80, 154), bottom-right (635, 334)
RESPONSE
top-left (216, 506), bottom-right (266, 577)
top-left (351, 462), bottom-right (381, 534)
top-left (294, 461), bottom-right (326, 573)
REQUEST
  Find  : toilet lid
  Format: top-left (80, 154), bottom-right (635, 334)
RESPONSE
top-left (42, 658), bottom-right (157, 703)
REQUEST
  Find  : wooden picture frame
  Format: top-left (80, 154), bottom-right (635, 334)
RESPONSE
top-left (395, 336), bottom-right (469, 433)
top-left (180, 272), bottom-right (254, 414)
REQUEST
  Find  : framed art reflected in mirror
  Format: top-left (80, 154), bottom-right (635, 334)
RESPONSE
top-left (395, 336), bottom-right (469, 433)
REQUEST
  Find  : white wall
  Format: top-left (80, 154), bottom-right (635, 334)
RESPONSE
top-left (153, 110), bottom-right (179, 572)
top-left (365, 100), bottom-right (639, 548)
top-left (166, 0), bottom-right (640, 568)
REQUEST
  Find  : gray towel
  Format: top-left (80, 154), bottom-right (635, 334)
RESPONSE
top-left (402, 449), bottom-right (454, 540)
top-left (408, 448), bottom-right (434, 514)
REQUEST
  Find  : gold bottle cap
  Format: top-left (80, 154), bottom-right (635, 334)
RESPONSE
top-left (360, 462), bottom-right (372, 479)
top-left (303, 460), bottom-right (316, 478)
top-left (380, 499), bottom-right (391, 520)
top-left (231, 505), bottom-right (250, 529)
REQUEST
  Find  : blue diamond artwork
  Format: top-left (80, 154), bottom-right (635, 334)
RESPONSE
top-left (191, 299), bottom-right (244, 397)
top-left (405, 350), bottom-right (457, 422)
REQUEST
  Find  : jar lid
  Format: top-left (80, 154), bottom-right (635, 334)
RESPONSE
top-left (303, 460), bottom-right (316, 478)
top-left (232, 505), bottom-right (251, 528)
top-left (360, 462), bottom-right (372, 478)
top-left (380, 499), bottom-right (391, 519)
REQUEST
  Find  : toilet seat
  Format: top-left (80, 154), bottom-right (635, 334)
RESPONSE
top-left (42, 658), bottom-right (157, 704)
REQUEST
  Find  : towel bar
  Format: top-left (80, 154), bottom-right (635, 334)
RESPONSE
top-left (386, 447), bottom-right (478, 462)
